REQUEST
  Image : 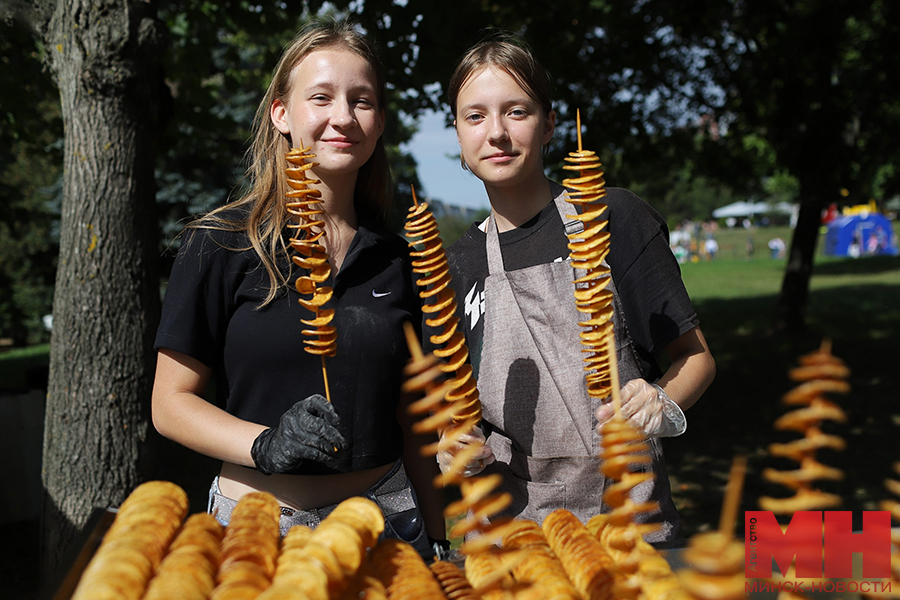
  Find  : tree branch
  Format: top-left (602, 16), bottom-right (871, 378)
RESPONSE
top-left (0, 0), bottom-right (54, 37)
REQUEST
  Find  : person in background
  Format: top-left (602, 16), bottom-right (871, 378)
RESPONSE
top-left (434, 33), bottom-right (715, 543)
top-left (151, 19), bottom-right (445, 560)
top-left (768, 237), bottom-right (786, 259)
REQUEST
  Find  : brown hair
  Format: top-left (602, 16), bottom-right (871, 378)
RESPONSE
top-left (189, 18), bottom-right (390, 306)
top-left (448, 32), bottom-right (554, 122)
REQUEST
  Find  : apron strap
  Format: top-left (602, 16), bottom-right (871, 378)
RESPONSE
top-left (485, 182), bottom-right (584, 276)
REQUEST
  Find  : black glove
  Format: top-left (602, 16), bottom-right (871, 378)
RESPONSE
top-left (251, 394), bottom-right (348, 475)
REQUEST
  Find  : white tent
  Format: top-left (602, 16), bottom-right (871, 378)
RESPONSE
top-left (711, 201), bottom-right (770, 219)
top-left (712, 200), bottom-right (797, 219)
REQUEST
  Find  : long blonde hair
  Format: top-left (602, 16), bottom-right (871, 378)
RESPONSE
top-left (190, 19), bottom-right (391, 306)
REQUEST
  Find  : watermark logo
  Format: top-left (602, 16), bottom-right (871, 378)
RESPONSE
top-left (745, 511), bottom-right (892, 579)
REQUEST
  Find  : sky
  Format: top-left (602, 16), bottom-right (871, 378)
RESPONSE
top-left (401, 109), bottom-right (490, 210)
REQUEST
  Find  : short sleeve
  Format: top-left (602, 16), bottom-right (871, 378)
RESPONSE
top-left (155, 228), bottom-right (237, 367)
top-left (606, 189), bottom-right (699, 374)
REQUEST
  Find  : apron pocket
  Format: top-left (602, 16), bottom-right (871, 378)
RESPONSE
top-left (489, 461), bottom-right (567, 526)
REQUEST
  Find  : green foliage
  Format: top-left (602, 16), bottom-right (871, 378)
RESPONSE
top-left (436, 208), bottom-right (489, 247)
top-left (632, 168), bottom-right (740, 226)
top-left (702, 0), bottom-right (900, 203)
top-left (0, 23), bottom-right (61, 345)
top-left (6, 0), bottom-right (900, 338)
top-left (155, 1), bottom-right (430, 250)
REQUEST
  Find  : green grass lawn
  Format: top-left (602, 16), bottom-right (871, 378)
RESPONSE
top-left (668, 250), bottom-right (900, 537)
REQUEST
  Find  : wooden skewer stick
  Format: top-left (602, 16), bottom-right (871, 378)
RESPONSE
top-left (576, 108), bottom-right (583, 153)
top-left (607, 334), bottom-right (622, 415)
top-left (411, 183), bottom-right (419, 208)
top-left (321, 357), bottom-right (331, 403)
top-left (403, 321), bottom-right (424, 361)
top-left (719, 453), bottom-right (748, 540)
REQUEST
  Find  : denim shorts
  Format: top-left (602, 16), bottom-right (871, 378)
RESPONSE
top-left (208, 460), bottom-right (432, 560)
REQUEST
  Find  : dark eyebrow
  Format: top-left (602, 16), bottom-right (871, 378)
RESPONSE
top-left (459, 98), bottom-right (534, 113)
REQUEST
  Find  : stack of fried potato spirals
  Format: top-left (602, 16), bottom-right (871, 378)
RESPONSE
top-left (758, 339), bottom-right (849, 513)
top-left (542, 508), bottom-right (618, 600)
top-left (463, 551), bottom-right (516, 600)
top-left (210, 491), bottom-right (281, 599)
top-left (285, 145), bottom-right (337, 360)
top-left (561, 110), bottom-right (615, 401)
top-left (370, 538), bottom-right (447, 599)
top-left (143, 513), bottom-right (223, 600)
top-left (69, 478), bottom-right (773, 600)
top-left (501, 519), bottom-right (581, 600)
top-left (70, 481), bottom-right (189, 600)
top-left (403, 186), bottom-right (482, 430)
top-left (260, 496), bottom-right (385, 600)
top-left (429, 560), bottom-right (482, 600)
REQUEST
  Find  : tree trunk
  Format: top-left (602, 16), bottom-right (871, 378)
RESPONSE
top-left (773, 191), bottom-right (823, 333)
top-left (40, 0), bottom-right (163, 575)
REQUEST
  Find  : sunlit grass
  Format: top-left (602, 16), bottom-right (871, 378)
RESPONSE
top-left (668, 252), bottom-right (900, 537)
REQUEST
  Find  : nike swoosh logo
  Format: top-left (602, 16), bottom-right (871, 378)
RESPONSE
top-left (372, 290), bottom-right (392, 298)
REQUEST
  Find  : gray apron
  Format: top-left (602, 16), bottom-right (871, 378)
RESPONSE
top-left (478, 185), bottom-right (680, 543)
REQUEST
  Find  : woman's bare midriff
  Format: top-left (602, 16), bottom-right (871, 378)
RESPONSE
top-left (217, 461), bottom-right (394, 511)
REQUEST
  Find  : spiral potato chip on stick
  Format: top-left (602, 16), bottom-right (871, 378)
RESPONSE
top-left (591, 336), bottom-right (661, 600)
top-left (402, 323), bottom-right (525, 593)
top-left (675, 455), bottom-right (749, 600)
top-left (758, 339), bottom-right (849, 513)
top-left (401, 322), bottom-right (523, 588)
top-left (404, 185), bottom-right (482, 429)
top-left (562, 110), bottom-right (615, 401)
top-left (286, 143), bottom-right (336, 401)
top-left (863, 459), bottom-right (900, 599)
top-left (402, 190), bottom-right (520, 561)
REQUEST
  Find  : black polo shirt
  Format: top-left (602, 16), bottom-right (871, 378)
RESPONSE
top-left (156, 218), bottom-right (420, 474)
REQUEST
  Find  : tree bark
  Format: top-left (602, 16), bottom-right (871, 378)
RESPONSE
top-left (773, 192), bottom-right (823, 333)
top-left (38, 0), bottom-right (163, 575)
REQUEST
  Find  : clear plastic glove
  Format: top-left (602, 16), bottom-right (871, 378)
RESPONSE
top-left (436, 425), bottom-right (495, 477)
top-left (595, 379), bottom-right (687, 438)
top-left (251, 394), bottom-right (348, 475)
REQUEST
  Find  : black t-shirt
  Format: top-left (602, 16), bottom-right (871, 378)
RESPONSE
top-left (155, 217), bottom-right (421, 474)
top-left (444, 186), bottom-right (699, 380)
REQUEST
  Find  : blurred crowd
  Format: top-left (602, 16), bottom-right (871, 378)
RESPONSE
top-left (670, 220), bottom-right (720, 263)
